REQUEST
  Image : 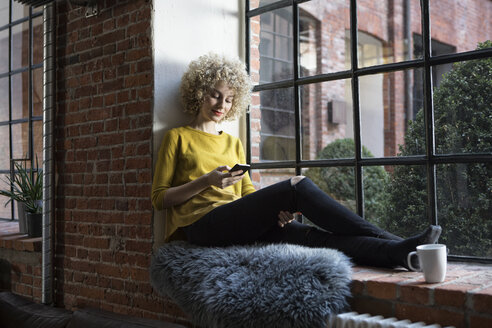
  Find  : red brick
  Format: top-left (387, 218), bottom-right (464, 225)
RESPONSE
top-left (79, 286), bottom-right (104, 299)
top-left (366, 280), bottom-right (398, 300)
top-left (125, 240), bottom-right (152, 253)
top-left (83, 237), bottom-right (110, 249)
top-left (434, 284), bottom-right (475, 308)
top-left (472, 287), bottom-right (492, 314)
top-left (469, 315), bottom-right (492, 328)
top-left (399, 284), bottom-right (431, 305)
top-left (95, 263), bottom-right (121, 278)
top-left (349, 296), bottom-right (394, 318)
top-left (133, 296), bottom-right (165, 313)
top-left (395, 303), bottom-right (465, 328)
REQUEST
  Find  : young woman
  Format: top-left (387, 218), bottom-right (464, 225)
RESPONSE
top-left (151, 53), bottom-right (441, 269)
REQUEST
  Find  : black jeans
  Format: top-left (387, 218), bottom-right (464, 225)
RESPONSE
top-left (184, 177), bottom-right (400, 267)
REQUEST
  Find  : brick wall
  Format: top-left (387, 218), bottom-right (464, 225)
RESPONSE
top-left (0, 237), bottom-right (42, 300)
top-left (53, 0), bottom-right (186, 324)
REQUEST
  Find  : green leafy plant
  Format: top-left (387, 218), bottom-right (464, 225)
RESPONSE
top-left (382, 41), bottom-right (492, 257)
top-left (0, 159), bottom-right (43, 214)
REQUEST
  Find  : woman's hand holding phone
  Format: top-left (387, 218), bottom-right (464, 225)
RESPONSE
top-left (207, 165), bottom-right (246, 189)
top-left (229, 164), bottom-right (250, 174)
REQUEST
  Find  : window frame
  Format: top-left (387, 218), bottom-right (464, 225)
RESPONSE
top-left (0, 1), bottom-right (43, 221)
top-left (245, 0), bottom-right (492, 263)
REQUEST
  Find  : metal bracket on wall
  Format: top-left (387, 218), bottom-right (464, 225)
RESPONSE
top-left (69, 0), bottom-right (98, 17)
top-left (85, 3), bottom-right (98, 18)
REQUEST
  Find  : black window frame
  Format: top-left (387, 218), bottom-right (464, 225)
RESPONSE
top-left (245, 0), bottom-right (492, 263)
top-left (0, 1), bottom-right (43, 221)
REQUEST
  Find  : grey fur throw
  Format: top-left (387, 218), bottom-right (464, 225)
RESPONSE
top-left (150, 242), bottom-right (352, 328)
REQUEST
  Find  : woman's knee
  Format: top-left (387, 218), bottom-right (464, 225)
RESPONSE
top-left (290, 175), bottom-right (306, 186)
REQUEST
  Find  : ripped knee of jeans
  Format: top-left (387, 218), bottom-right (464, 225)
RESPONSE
top-left (290, 175), bottom-right (306, 186)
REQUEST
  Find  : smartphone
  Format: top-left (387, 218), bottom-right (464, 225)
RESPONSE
top-left (230, 164), bottom-right (251, 174)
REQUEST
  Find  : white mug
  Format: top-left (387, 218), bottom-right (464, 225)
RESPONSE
top-left (407, 244), bottom-right (447, 283)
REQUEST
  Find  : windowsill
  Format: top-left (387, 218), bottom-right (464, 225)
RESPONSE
top-left (351, 263), bottom-right (492, 327)
top-left (0, 221), bottom-right (41, 252)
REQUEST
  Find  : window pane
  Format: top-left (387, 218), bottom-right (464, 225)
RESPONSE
top-left (251, 168), bottom-right (295, 190)
top-left (374, 164), bottom-right (429, 238)
top-left (12, 0), bottom-right (28, 21)
top-left (430, 0), bottom-right (492, 55)
top-left (0, 178), bottom-right (12, 220)
top-left (359, 69), bottom-right (425, 158)
top-left (299, 0), bottom-right (350, 76)
top-left (0, 28), bottom-right (8, 74)
top-left (249, 0), bottom-right (280, 10)
top-left (301, 79), bottom-right (353, 160)
top-left (11, 22), bottom-right (29, 70)
top-left (362, 165), bottom-right (391, 229)
top-left (32, 67), bottom-right (42, 116)
top-left (434, 58), bottom-right (492, 155)
top-left (12, 122), bottom-right (28, 158)
top-left (32, 15), bottom-right (43, 65)
top-left (0, 125), bottom-right (9, 169)
top-left (437, 163), bottom-right (491, 257)
top-left (11, 71), bottom-right (28, 120)
top-left (302, 166), bottom-right (357, 223)
top-left (0, 77), bottom-right (8, 121)
top-left (357, 0), bottom-right (422, 68)
top-left (33, 120), bottom-right (42, 161)
top-left (33, 4), bottom-right (43, 14)
top-left (250, 88), bottom-right (295, 162)
top-left (0, 2), bottom-right (8, 25)
top-left (250, 7), bottom-right (293, 85)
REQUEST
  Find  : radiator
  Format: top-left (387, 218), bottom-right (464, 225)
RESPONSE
top-left (328, 312), bottom-right (455, 328)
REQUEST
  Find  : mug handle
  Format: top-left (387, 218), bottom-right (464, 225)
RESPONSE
top-left (407, 251), bottom-right (421, 272)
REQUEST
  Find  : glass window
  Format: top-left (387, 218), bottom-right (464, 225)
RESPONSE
top-left (0, 77), bottom-right (8, 121)
top-left (249, 0), bottom-right (279, 11)
top-left (359, 68), bottom-right (425, 158)
top-left (11, 71), bottom-right (28, 120)
top-left (433, 58), bottom-right (492, 155)
top-left (0, 2), bottom-right (43, 221)
top-left (12, 0), bottom-right (28, 21)
top-left (252, 168), bottom-right (296, 190)
top-left (11, 22), bottom-right (29, 70)
top-left (357, 0), bottom-right (422, 67)
top-left (364, 165), bottom-right (428, 238)
top-left (32, 67), bottom-right (42, 116)
top-left (246, 0), bottom-right (492, 261)
top-left (0, 125), bottom-right (9, 169)
top-left (301, 79), bottom-right (353, 161)
top-left (436, 163), bottom-right (492, 257)
top-left (252, 87), bottom-right (295, 162)
top-left (0, 28), bottom-right (8, 74)
top-left (32, 15), bottom-right (43, 65)
top-left (0, 178), bottom-right (11, 220)
top-left (251, 6), bottom-right (293, 85)
top-left (0, 2), bottom-right (8, 25)
top-left (430, 0), bottom-right (492, 55)
top-left (299, 0), bottom-right (350, 75)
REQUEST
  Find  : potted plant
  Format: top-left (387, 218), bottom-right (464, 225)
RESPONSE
top-left (0, 159), bottom-right (43, 237)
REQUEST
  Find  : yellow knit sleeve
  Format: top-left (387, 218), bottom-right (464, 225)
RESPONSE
top-left (151, 130), bottom-right (179, 211)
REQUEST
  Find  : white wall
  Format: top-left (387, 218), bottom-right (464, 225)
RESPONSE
top-left (152, 0), bottom-right (246, 247)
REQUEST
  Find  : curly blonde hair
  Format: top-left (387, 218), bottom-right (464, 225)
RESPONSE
top-left (180, 53), bottom-right (252, 121)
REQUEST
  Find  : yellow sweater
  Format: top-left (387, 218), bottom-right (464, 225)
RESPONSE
top-left (151, 126), bottom-right (256, 242)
